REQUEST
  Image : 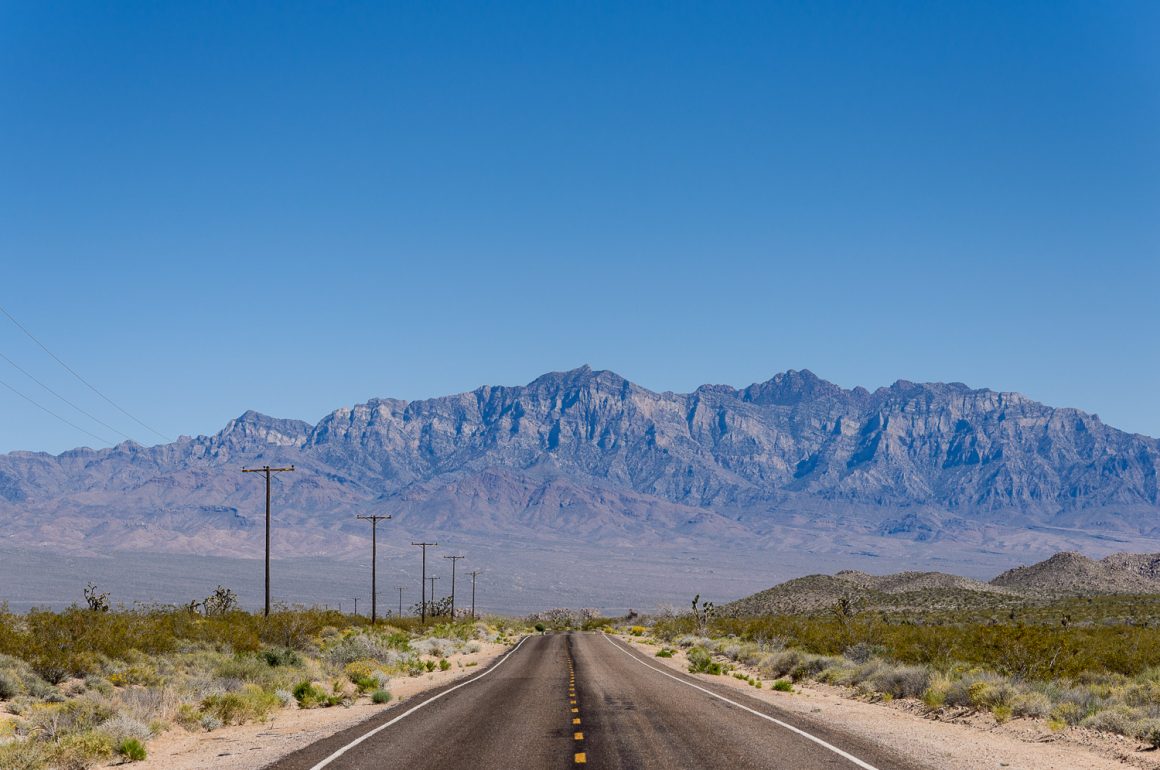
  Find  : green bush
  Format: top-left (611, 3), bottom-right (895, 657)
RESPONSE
top-left (772, 679), bottom-right (794, 692)
top-left (117, 737), bottom-right (147, 761)
top-left (292, 681), bottom-right (329, 709)
top-left (439, 659), bottom-right (451, 671)
top-left (262, 648), bottom-right (301, 668)
top-left (687, 648), bottom-right (723, 675)
top-left (371, 689), bottom-right (392, 704)
top-left (201, 685), bottom-right (281, 725)
top-left (655, 648), bottom-right (674, 658)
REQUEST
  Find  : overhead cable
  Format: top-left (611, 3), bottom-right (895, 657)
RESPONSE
top-left (0, 302), bottom-right (171, 441)
top-left (0, 375), bottom-right (113, 445)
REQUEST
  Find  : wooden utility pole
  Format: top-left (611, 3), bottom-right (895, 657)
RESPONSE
top-left (443, 555), bottom-right (464, 619)
top-left (242, 465), bottom-right (294, 617)
top-left (469, 570), bottom-right (481, 620)
top-left (411, 542), bottom-right (437, 622)
top-left (356, 514), bottom-right (391, 624)
top-left (396, 586), bottom-right (405, 618)
top-left (428, 575), bottom-right (440, 616)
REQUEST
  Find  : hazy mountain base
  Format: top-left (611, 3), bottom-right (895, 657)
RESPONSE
top-left (6, 518), bottom-right (1160, 614)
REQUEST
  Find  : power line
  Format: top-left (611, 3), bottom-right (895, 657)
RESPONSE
top-left (0, 302), bottom-right (171, 442)
top-left (0, 349), bottom-right (135, 442)
top-left (0, 375), bottom-right (113, 445)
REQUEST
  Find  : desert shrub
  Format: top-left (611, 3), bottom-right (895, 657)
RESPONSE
top-left (1134, 719), bottom-right (1160, 748)
top-left (1011, 690), bottom-right (1053, 718)
top-left (945, 672), bottom-right (1012, 709)
top-left (27, 699), bottom-right (116, 741)
top-left (0, 740), bottom-right (49, 770)
top-left (788, 653), bottom-right (833, 682)
top-left (757, 650), bottom-right (803, 679)
top-left (0, 670), bottom-right (19, 700)
top-left (843, 643), bottom-right (886, 664)
top-left (324, 634), bottom-right (393, 667)
top-left (116, 738), bottom-right (147, 761)
top-left (687, 648), bottom-right (722, 675)
top-left (49, 729), bottom-right (115, 770)
top-left (629, 626), bottom-right (646, 636)
top-left (463, 641), bottom-right (481, 653)
top-left (200, 684), bottom-right (280, 725)
top-left (344, 659), bottom-right (388, 684)
top-left (292, 681), bottom-right (339, 709)
top-left (1050, 702), bottom-right (1086, 726)
top-left (98, 714), bottom-right (153, 744)
top-left (655, 649), bottom-right (674, 658)
top-left (262, 648), bottom-right (301, 668)
top-left (870, 665), bottom-right (931, 699)
top-left (772, 679), bottom-right (793, 692)
top-left (1083, 706), bottom-right (1140, 735)
top-left (371, 689), bottom-right (392, 704)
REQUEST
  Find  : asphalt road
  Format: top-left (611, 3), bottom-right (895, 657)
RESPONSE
top-left (268, 633), bottom-right (928, 770)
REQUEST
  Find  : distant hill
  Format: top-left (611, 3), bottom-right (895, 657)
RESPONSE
top-left (0, 366), bottom-right (1157, 565)
top-left (725, 550), bottom-right (1160, 616)
top-left (723, 570), bottom-right (1018, 615)
top-left (991, 551), bottom-right (1160, 596)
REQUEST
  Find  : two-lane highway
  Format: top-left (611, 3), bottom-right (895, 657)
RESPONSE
top-left (269, 633), bottom-right (927, 769)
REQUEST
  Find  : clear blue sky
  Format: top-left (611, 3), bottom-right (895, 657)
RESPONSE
top-left (1, 1), bottom-right (1157, 454)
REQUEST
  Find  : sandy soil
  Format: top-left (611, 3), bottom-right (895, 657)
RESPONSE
top-left (122, 640), bottom-right (509, 770)
top-left (617, 634), bottom-right (1160, 770)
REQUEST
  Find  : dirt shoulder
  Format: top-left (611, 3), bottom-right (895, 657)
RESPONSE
top-left (125, 640), bottom-right (510, 770)
top-left (615, 634), bottom-right (1159, 770)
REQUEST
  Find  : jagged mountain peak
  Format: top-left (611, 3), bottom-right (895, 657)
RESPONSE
top-left (741, 368), bottom-right (847, 406)
top-left (524, 365), bottom-right (629, 394)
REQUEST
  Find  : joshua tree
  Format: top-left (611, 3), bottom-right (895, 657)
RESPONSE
top-left (83, 582), bottom-right (110, 612)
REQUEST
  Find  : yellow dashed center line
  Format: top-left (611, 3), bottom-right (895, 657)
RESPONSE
top-left (568, 651), bottom-right (586, 764)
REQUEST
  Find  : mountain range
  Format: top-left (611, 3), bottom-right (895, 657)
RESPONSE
top-left (1, 366), bottom-right (1158, 582)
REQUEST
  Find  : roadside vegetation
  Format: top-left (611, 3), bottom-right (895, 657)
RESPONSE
top-left (639, 593), bottom-right (1160, 748)
top-left (0, 587), bottom-right (519, 770)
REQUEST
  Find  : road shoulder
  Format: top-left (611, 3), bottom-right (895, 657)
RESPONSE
top-left (126, 640), bottom-right (511, 770)
top-left (614, 633), bottom-right (1153, 770)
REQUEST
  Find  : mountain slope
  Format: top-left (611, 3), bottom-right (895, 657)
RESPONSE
top-left (0, 366), bottom-right (1157, 559)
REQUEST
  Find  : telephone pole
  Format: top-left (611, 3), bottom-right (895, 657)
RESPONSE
top-left (428, 575), bottom-right (440, 617)
top-left (356, 514), bottom-right (391, 624)
top-left (396, 586), bottom-right (405, 618)
top-left (443, 555), bottom-right (464, 619)
top-left (242, 465), bottom-right (295, 617)
top-left (411, 542), bottom-right (437, 623)
top-left (469, 570), bottom-right (481, 620)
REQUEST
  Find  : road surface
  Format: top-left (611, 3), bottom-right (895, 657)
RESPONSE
top-left (268, 632), bottom-right (927, 770)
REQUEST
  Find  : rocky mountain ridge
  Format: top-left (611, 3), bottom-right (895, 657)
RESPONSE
top-left (0, 367), bottom-right (1157, 560)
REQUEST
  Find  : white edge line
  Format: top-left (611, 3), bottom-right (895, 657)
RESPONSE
top-left (307, 635), bottom-right (531, 770)
top-left (603, 633), bottom-right (881, 770)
